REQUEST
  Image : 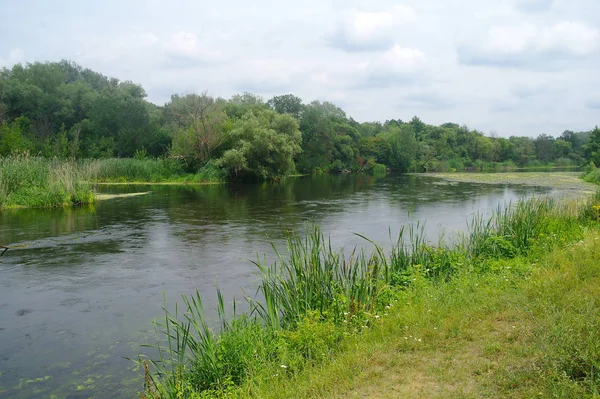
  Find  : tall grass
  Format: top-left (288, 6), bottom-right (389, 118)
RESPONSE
top-left (582, 166), bottom-right (600, 185)
top-left (82, 158), bottom-right (224, 183)
top-left (140, 193), bottom-right (600, 398)
top-left (0, 154), bottom-right (94, 209)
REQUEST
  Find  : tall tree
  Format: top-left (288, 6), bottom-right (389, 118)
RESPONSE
top-left (167, 93), bottom-right (229, 166)
top-left (267, 94), bottom-right (304, 119)
top-left (585, 126), bottom-right (600, 166)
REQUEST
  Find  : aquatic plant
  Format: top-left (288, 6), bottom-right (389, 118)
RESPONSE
top-left (140, 194), bottom-right (600, 398)
top-left (81, 158), bottom-right (224, 183)
top-left (0, 154), bottom-right (94, 209)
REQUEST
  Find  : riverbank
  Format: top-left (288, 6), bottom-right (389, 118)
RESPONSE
top-left (0, 155), bottom-right (596, 210)
top-left (0, 156), bottom-right (224, 209)
top-left (0, 155), bottom-right (95, 209)
top-left (139, 191), bottom-right (600, 398)
top-left (244, 226), bottom-right (600, 398)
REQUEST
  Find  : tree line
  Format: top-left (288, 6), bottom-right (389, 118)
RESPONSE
top-left (1, 60), bottom-right (599, 180)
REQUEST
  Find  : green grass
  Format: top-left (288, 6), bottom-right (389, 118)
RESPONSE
top-left (81, 158), bottom-right (224, 184)
top-left (139, 192), bottom-right (600, 399)
top-left (0, 154), bottom-right (95, 209)
top-left (582, 167), bottom-right (600, 185)
top-left (243, 229), bottom-right (600, 398)
top-left (0, 156), bottom-right (226, 209)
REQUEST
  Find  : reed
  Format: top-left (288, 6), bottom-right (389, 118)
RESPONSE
top-left (0, 154), bottom-right (94, 209)
top-left (140, 194), bottom-right (600, 398)
top-left (81, 158), bottom-right (224, 183)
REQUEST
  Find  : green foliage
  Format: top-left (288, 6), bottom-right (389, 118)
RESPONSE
top-left (216, 109), bottom-right (302, 180)
top-left (0, 59), bottom-right (596, 182)
top-left (584, 126), bottom-right (600, 166)
top-left (82, 158), bottom-right (223, 183)
top-left (267, 94), bottom-right (304, 119)
top-left (370, 163), bottom-right (386, 176)
top-left (0, 118), bottom-right (31, 156)
top-left (140, 195), bottom-right (599, 398)
top-left (0, 155), bottom-right (94, 209)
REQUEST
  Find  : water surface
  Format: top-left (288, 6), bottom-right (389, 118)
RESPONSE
top-left (0, 174), bottom-right (550, 398)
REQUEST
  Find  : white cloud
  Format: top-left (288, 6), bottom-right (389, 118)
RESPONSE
top-left (586, 95), bottom-right (600, 109)
top-left (515, 0), bottom-right (554, 13)
top-left (140, 32), bottom-right (158, 46)
top-left (1, 0), bottom-right (600, 136)
top-left (232, 59), bottom-right (304, 93)
top-left (459, 21), bottom-right (600, 68)
top-left (540, 22), bottom-right (600, 55)
top-left (358, 45), bottom-right (427, 86)
top-left (164, 31), bottom-right (224, 67)
top-left (0, 48), bottom-right (24, 67)
top-left (329, 6), bottom-right (417, 52)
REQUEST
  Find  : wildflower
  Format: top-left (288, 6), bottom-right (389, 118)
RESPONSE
top-left (281, 364), bottom-right (287, 369)
top-left (418, 339), bottom-right (422, 342)
top-left (375, 315), bottom-right (380, 319)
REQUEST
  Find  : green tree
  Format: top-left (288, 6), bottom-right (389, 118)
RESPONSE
top-left (267, 94), bottom-right (304, 119)
top-left (380, 124), bottom-right (417, 172)
top-left (216, 109), bottom-right (302, 180)
top-left (584, 126), bottom-right (600, 166)
top-left (534, 133), bottom-right (555, 163)
top-left (167, 93), bottom-right (229, 168)
top-left (0, 117), bottom-right (31, 156)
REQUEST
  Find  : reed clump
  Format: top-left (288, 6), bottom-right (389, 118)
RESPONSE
top-left (81, 158), bottom-right (224, 183)
top-left (0, 154), bottom-right (94, 209)
top-left (140, 193), bottom-right (600, 398)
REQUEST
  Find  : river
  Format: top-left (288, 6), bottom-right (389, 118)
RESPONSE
top-left (0, 174), bottom-right (551, 398)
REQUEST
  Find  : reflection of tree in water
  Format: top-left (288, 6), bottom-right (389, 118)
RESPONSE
top-left (0, 205), bottom-right (98, 245)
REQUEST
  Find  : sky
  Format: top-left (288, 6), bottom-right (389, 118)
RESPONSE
top-left (0, 0), bottom-right (599, 137)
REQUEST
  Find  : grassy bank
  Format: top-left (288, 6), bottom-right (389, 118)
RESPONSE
top-left (582, 166), bottom-right (600, 185)
top-left (246, 227), bottom-right (600, 398)
top-left (139, 191), bottom-right (600, 398)
top-left (82, 158), bottom-right (224, 184)
top-left (0, 156), bottom-right (225, 209)
top-left (0, 155), bottom-right (95, 209)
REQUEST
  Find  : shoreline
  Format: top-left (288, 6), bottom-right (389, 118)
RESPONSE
top-left (138, 191), bottom-right (600, 398)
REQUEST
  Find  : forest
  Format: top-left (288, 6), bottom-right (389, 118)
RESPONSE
top-left (1, 60), bottom-right (599, 181)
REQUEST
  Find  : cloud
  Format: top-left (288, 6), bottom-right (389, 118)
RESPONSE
top-left (1, 0), bottom-right (600, 136)
top-left (163, 31), bottom-right (224, 68)
top-left (458, 21), bottom-right (600, 68)
top-left (328, 6), bottom-right (416, 52)
top-left (358, 45), bottom-right (427, 87)
top-left (515, 0), bottom-right (554, 13)
top-left (512, 84), bottom-right (551, 98)
top-left (232, 59), bottom-right (305, 93)
top-left (0, 48), bottom-right (24, 67)
top-left (402, 92), bottom-right (454, 109)
top-left (586, 96), bottom-right (600, 109)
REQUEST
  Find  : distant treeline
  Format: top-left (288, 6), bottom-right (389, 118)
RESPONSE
top-left (1, 60), bottom-right (599, 180)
